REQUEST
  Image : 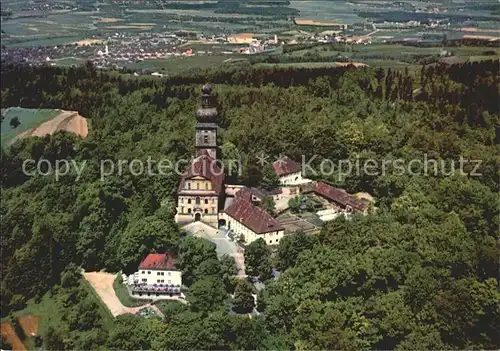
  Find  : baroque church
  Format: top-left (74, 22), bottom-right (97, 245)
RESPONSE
top-left (174, 84), bottom-right (225, 228)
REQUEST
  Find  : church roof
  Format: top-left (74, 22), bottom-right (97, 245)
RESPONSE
top-left (224, 188), bottom-right (284, 234)
top-left (273, 156), bottom-right (300, 177)
top-left (178, 153), bottom-right (224, 194)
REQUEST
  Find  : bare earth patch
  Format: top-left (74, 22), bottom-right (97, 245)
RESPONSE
top-left (295, 19), bottom-right (345, 26)
top-left (73, 39), bottom-right (103, 46)
top-left (83, 272), bottom-right (165, 318)
top-left (0, 323), bottom-right (26, 351)
top-left (18, 315), bottom-right (40, 337)
top-left (9, 110), bottom-right (88, 146)
top-left (95, 17), bottom-right (122, 23)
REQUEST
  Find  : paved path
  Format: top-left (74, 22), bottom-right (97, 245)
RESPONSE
top-left (83, 271), bottom-right (165, 318)
top-left (183, 222), bottom-right (246, 277)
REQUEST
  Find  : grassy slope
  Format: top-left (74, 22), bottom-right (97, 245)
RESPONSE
top-left (113, 275), bottom-right (150, 307)
top-left (3, 279), bottom-right (114, 349)
top-left (1, 108), bottom-right (61, 146)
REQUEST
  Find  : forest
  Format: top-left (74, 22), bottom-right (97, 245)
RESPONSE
top-left (0, 59), bottom-right (499, 349)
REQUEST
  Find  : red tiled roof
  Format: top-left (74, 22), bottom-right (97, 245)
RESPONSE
top-left (273, 156), bottom-right (300, 177)
top-left (138, 253), bottom-right (178, 270)
top-left (178, 153), bottom-right (225, 194)
top-left (225, 192), bottom-right (284, 234)
top-left (314, 182), bottom-right (368, 212)
top-left (235, 186), bottom-right (254, 201)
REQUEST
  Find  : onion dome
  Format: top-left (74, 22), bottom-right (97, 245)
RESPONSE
top-left (196, 83), bottom-right (218, 123)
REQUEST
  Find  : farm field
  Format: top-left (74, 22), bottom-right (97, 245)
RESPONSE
top-left (125, 55), bottom-right (246, 74)
top-left (254, 61), bottom-right (365, 69)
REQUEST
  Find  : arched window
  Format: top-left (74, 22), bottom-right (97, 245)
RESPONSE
top-left (196, 197), bottom-right (200, 205)
top-left (188, 208), bottom-right (192, 213)
top-left (204, 199), bottom-right (208, 204)
top-left (187, 182), bottom-right (191, 190)
top-left (204, 209), bottom-right (208, 214)
top-left (187, 199), bottom-right (191, 204)
top-left (197, 182), bottom-right (200, 190)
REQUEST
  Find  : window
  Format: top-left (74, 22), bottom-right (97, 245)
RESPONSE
top-left (157, 272), bottom-right (161, 275)
top-left (205, 183), bottom-right (208, 190)
top-left (147, 271), bottom-right (151, 274)
top-left (168, 272), bottom-right (171, 276)
top-left (204, 209), bottom-right (208, 214)
top-left (157, 279), bottom-right (161, 283)
top-left (161, 272), bottom-right (165, 276)
top-left (212, 198), bottom-right (215, 204)
top-left (212, 207), bottom-right (215, 213)
top-left (187, 182), bottom-right (191, 190)
top-left (188, 199), bottom-right (191, 204)
top-left (197, 183), bottom-right (200, 190)
top-left (203, 135), bottom-right (209, 143)
top-left (204, 199), bottom-right (208, 204)
top-left (168, 280), bottom-right (172, 284)
top-left (142, 278), bottom-right (147, 283)
top-left (276, 239), bottom-right (279, 243)
top-left (188, 208), bottom-right (192, 214)
top-left (196, 197), bottom-right (200, 205)
top-left (181, 206), bottom-right (184, 213)
top-left (141, 271), bottom-right (145, 274)
top-left (180, 198), bottom-right (184, 204)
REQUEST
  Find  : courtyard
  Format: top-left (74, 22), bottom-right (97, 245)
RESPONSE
top-left (183, 222), bottom-right (246, 277)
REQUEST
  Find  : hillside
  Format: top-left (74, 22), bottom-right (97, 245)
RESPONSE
top-left (1, 107), bottom-right (88, 146)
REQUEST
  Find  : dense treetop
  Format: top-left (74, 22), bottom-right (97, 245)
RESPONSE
top-left (0, 60), bottom-right (499, 349)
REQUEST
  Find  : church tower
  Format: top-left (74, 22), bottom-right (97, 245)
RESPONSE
top-left (174, 84), bottom-right (225, 228)
top-left (195, 84), bottom-right (218, 159)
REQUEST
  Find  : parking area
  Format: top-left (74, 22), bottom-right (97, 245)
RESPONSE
top-left (183, 222), bottom-right (246, 277)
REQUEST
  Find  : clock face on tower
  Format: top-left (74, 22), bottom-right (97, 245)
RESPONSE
top-left (197, 130), bottom-right (215, 147)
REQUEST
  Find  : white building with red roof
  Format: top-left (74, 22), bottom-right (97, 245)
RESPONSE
top-left (129, 253), bottom-right (183, 299)
top-left (273, 156), bottom-right (311, 186)
top-left (221, 187), bottom-right (285, 245)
